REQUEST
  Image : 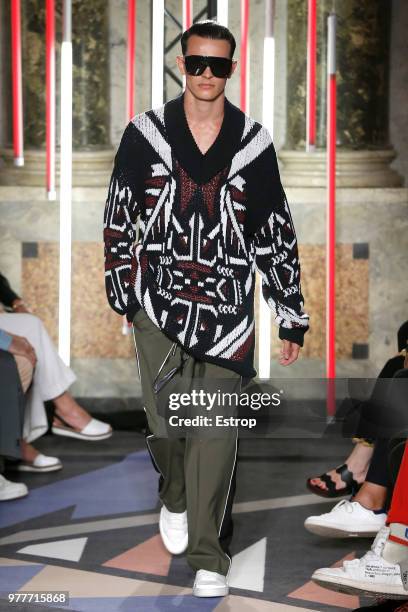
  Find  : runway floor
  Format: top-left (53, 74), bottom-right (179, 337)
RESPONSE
top-left (0, 424), bottom-right (378, 612)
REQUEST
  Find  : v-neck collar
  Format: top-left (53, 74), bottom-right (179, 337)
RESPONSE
top-left (164, 92), bottom-right (244, 185)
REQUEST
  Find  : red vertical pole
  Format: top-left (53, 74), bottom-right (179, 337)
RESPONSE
top-left (11, 0), bottom-right (24, 166)
top-left (127, 0), bottom-right (136, 121)
top-left (326, 13), bottom-right (337, 418)
top-left (46, 0), bottom-right (56, 199)
top-left (240, 0), bottom-right (249, 112)
top-left (306, 0), bottom-right (317, 150)
top-left (184, 0), bottom-right (193, 30)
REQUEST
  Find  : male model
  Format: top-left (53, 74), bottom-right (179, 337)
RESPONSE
top-left (104, 20), bottom-right (309, 597)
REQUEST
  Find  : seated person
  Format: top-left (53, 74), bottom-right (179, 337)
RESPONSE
top-left (312, 434), bottom-right (408, 601)
top-left (304, 332), bottom-right (408, 538)
top-left (0, 272), bottom-right (112, 473)
top-left (0, 334), bottom-right (32, 499)
top-left (307, 320), bottom-right (408, 498)
top-left (310, 368), bottom-right (408, 601)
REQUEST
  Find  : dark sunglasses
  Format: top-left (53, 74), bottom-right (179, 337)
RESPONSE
top-left (184, 55), bottom-right (233, 78)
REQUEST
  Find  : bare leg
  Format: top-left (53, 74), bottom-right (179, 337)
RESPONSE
top-left (353, 481), bottom-right (388, 511)
top-left (309, 441), bottom-right (374, 493)
top-left (19, 439), bottom-right (62, 471)
top-left (21, 440), bottom-right (41, 462)
top-left (52, 392), bottom-right (92, 431)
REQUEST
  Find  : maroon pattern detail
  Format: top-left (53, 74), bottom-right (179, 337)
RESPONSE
top-left (140, 253), bottom-right (149, 274)
top-left (176, 161), bottom-right (197, 213)
top-left (230, 329), bottom-right (254, 362)
top-left (145, 196), bottom-right (157, 208)
top-left (236, 210), bottom-right (245, 224)
top-left (178, 261), bottom-right (212, 274)
top-left (174, 291), bottom-right (213, 304)
top-left (230, 186), bottom-right (245, 202)
top-left (146, 176), bottom-right (167, 188)
top-left (201, 167), bottom-right (228, 218)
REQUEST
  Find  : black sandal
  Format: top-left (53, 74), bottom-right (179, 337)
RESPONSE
top-left (306, 463), bottom-right (362, 498)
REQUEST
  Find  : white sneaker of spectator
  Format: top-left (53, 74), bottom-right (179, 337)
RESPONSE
top-left (0, 474), bottom-right (28, 500)
top-left (305, 500), bottom-right (387, 538)
top-left (312, 526), bottom-right (408, 598)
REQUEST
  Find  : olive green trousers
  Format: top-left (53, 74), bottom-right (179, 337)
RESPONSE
top-left (133, 307), bottom-right (241, 576)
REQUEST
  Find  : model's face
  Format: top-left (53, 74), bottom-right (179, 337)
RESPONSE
top-left (176, 35), bottom-right (237, 102)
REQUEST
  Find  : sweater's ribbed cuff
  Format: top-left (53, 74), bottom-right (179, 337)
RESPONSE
top-left (126, 302), bottom-right (141, 324)
top-left (278, 326), bottom-right (306, 347)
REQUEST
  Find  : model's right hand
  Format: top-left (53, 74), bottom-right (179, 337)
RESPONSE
top-left (279, 339), bottom-right (300, 366)
top-left (9, 334), bottom-right (37, 367)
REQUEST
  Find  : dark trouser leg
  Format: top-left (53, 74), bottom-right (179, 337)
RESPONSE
top-left (366, 439), bottom-right (390, 488)
top-left (363, 369), bottom-right (408, 491)
top-left (133, 308), bottom-right (240, 576)
top-left (184, 431), bottom-right (238, 576)
top-left (183, 357), bottom-right (240, 576)
top-left (133, 309), bottom-right (186, 512)
top-left (219, 442), bottom-right (239, 556)
top-left (0, 349), bottom-right (24, 460)
top-left (146, 434), bottom-right (187, 513)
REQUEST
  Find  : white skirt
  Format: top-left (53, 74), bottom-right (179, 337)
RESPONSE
top-left (0, 312), bottom-right (76, 443)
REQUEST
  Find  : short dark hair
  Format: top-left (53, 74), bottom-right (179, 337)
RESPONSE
top-left (398, 320), bottom-right (408, 352)
top-left (181, 20), bottom-right (236, 59)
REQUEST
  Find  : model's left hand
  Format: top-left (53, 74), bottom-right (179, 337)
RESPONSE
top-left (279, 340), bottom-right (300, 366)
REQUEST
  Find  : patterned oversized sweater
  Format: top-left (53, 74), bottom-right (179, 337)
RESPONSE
top-left (104, 93), bottom-right (309, 378)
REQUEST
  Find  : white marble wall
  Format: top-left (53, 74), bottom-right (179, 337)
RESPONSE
top-left (390, 0), bottom-right (408, 185)
top-left (109, 0), bottom-right (152, 144)
top-left (284, 186), bottom-right (408, 380)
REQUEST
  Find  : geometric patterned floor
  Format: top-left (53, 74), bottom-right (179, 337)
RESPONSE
top-left (0, 431), bottom-right (375, 611)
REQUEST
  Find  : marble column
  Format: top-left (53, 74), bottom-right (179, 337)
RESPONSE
top-left (0, 0), bottom-right (113, 186)
top-left (280, 0), bottom-right (402, 187)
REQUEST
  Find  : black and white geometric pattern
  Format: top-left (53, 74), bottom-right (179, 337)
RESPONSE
top-left (104, 95), bottom-right (309, 377)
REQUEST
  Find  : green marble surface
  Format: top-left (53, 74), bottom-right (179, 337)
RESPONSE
top-left (286, 0), bottom-right (391, 150)
top-left (71, 0), bottom-right (110, 148)
top-left (3, 0), bottom-right (110, 149)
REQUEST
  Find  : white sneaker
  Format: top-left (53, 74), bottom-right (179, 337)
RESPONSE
top-left (312, 526), bottom-right (408, 598)
top-left (0, 475), bottom-right (28, 500)
top-left (159, 505), bottom-right (188, 554)
top-left (193, 570), bottom-right (229, 597)
top-left (305, 500), bottom-right (387, 538)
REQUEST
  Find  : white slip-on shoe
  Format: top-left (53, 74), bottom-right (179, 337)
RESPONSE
top-left (13, 453), bottom-right (63, 473)
top-left (52, 417), bottom-right (112, 441)
top-left (159, 505), bottom-right (188, 555)
top-left (193, 570), bottom-right (229, 598)
top-left (312, 526), bottom-right (408, 599)
top-left (305, 500), bottom-right (387, 538)
top-left (0, 475), bottom-right (28, 500)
